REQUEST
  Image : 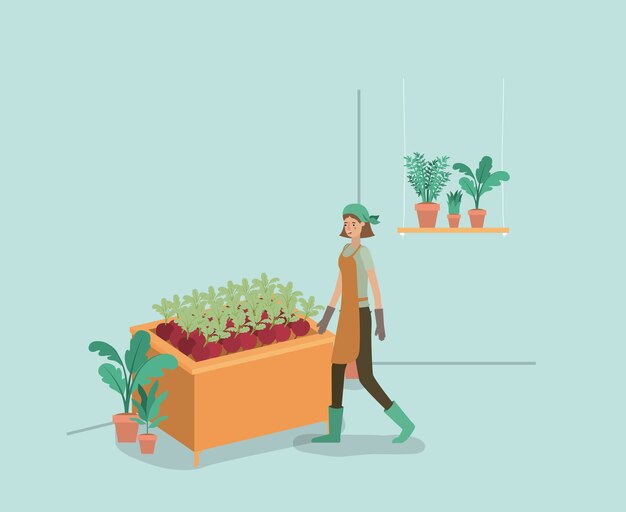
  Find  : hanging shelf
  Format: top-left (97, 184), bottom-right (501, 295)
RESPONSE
top-left (397, 227), bottom-right (509, 234)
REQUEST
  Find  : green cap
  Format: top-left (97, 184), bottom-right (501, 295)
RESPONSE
top-left (342, 203), bottom-right (380, 225)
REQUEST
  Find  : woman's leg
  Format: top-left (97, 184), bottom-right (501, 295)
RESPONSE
top-left (356, 308), bottom-right (393, 410)
top-left (311, 364), bottom-right (345, 443)
top-left (331, 363), bottom-right (347, 408)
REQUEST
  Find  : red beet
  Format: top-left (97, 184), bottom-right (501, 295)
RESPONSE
top-left (237, 332), bottom-right (258, 350)
top-left (261, 310), bottom-right (269, 321)
top-left (226, 318), bottom-right (235, 329)
top-left (222, 336), bottom-right (241, 353)
top-left (169, 328), bottom-right (186, 348)
top-left (189, 329), bottom-right (206, 346)
top-left (291, 319), bottom-right (311, 337)
top-left (192, 341), bottom-right (223, 361)
top-left (257, 327), bottom-right (276, 345)
top-left (208, 342), bottom-right (223, 358)
top-left (156, 322), bottom-right (173, 341)
top-left (273, 324), bottom-right (292, 342)
top-left (178, 336), bottom-right (195, 355)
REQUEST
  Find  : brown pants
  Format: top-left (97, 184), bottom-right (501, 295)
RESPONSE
top-left (331, 307), bottom-right (393, 410)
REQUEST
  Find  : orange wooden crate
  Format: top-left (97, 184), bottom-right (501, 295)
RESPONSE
top-left (129, 319), bottom-right (334, 466)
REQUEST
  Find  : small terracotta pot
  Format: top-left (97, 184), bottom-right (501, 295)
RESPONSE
top-left (468, 209), bottom-right (487, 228)
top-left (447, 214), bottom-right (460, 228)
top-left (345, 361), bottom-right (359, 379)
top-left (138, 433), bottom-right (157, 454)
top-left (414, 203), bottom-right (440, 228)
top-left (112, 413), bottom-right (139, 443)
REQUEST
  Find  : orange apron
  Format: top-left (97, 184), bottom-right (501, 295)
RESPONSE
top-left (332, 244), bottom-right (366, 364)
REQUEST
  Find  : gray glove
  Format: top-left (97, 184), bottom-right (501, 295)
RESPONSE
top-left (317, 306), bottom-right (335, 334)
top-left (374, 309), bottom-right (386, 341)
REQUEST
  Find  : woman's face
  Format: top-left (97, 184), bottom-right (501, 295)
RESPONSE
top-left (343, 216), bottom-right (365, 238)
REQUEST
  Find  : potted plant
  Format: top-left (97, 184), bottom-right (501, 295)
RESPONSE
top-left (88, 330), bottom-right (178, 443)
top-left (132, 381), bottom-right (169, 455)
top-left (446, 190), bottom-right (463, 228)
top-left (405, 152), bottom-right (451, 227)
top-left (453, 156), bottom-right (510, 228)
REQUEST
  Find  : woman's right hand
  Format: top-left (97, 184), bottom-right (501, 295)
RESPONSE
top-left (317, 306), bottom-right (335, 334)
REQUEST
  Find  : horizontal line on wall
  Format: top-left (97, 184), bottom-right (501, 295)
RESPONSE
top-left (373, 361), bottom-right (536, 366)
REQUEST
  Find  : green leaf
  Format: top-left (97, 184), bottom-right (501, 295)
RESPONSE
top-left (138, 385), bottom-right (148, 406)
top-left (89, 341), bottom-right (124, 368)
top-left (130, 417), bottom-right (146, 425)
top-left (480, 171), bottom-right (510, 194)
top-left (132, 398), bottom-right (147, 420)
top-left (149, 390), bottom-right (168, 419)
top-left (97, 363), bottom-right (127, 398)
top-left (149, 416), bottom-right (168, 429)
top-left (131, 354), bottom-right (178, 392)
top-left (459, 177), bottom-right (477, 200)
top-left (476, 156), bottom-right (493, 184)
top-left (125, 330), bottom-right (150, 376)
top-left (147, 380), bottom-right (159, 412)
top-left (453, 163), bottom-right (475, 179)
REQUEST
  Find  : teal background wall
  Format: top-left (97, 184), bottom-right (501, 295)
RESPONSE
top-left (1, 1), bottom-right (624, 510)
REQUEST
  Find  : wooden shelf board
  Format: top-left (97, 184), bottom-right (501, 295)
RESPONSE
top-left (397, 227), bottom-right (510, 234)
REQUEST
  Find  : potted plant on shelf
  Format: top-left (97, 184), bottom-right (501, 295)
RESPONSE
top-left (132, 381), bottom-right (169, 455)
top-left (446, 190), bottom-right (463, 228)
top-left (453, 156), bottom-right (510, 228)
top-left (405, 152), bottom-right (451, 227)
top-left (88, 330), bottom-right (178, 443)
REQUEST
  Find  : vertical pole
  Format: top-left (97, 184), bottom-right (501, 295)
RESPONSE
top-left (357, 89), bottom-right (361, 203)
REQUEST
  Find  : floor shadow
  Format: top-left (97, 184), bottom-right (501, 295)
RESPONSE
top-left (344, 380), bottom-right (363, 390)
top-left (292, 434), bottom-right (425, 457)
top-left (117, 422), bottom-right (329, 470)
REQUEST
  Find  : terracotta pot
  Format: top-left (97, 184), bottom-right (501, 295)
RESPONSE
top-left (112, 413), bottom-right (139, 443)
top-left (447, 214), bottom-right (460, 228)
top-left (414, 203), bottom-right (440, 228)
top-left (345, 361), bottom-right (359, 379)
top-left (468, 209), bottom-right (487, 228)
top-left (138, 433), bottom-right (157, 454)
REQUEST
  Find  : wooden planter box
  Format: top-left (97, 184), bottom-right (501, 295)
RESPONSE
top-left (129, 319), bottom-right (334, 466)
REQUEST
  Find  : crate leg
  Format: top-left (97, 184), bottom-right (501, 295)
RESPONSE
top-left (194, 451), bottom-right (199, 467)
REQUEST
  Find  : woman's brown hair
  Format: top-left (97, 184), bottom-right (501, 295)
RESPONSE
top-left (340, 214), bottom-right (375, 238)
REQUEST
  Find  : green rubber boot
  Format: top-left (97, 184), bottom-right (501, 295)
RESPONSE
top-left (385, 402), bottom-right (415, 443)
top-left (311, 406), bottom-right (343, 443)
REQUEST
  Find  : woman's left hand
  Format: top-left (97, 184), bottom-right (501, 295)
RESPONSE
top-left (374, 309), bottom-right (386, 341)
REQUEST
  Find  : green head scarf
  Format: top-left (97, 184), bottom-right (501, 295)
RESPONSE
top-left (342, 203), bottom-right (380, 225)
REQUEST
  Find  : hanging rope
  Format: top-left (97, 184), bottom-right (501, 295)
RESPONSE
top-left (500, 78), bottom-right (507, 235)
top-left (357, 89), bottom-right (361, 203)
top-left (401, 78), bottom-right (407, 235)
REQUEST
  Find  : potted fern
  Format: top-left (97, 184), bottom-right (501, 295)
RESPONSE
top-left (453, 156), bottom-right (510, 228)
top-left (132, 381), bottom-right (169, 454)
top-left (405, 152), bottom-right (451, 227)
top-left (446, 191), bottom-right (463, 228)
top-left (88, 330), bottom-right (178, 443)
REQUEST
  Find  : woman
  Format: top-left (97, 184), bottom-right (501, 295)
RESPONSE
top-left (312, 203), bottom-right (415, 443)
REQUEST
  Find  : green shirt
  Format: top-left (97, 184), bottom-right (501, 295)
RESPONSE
top-left (341, 244), bottom-right (375, 307)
